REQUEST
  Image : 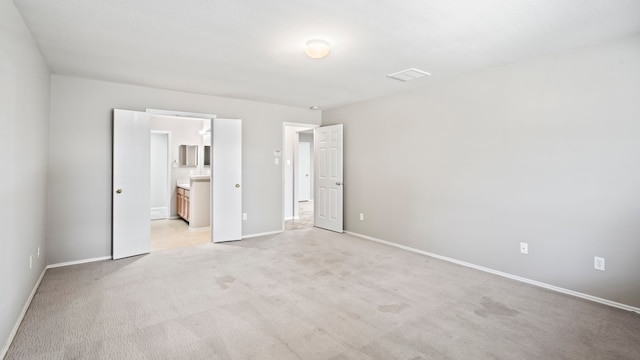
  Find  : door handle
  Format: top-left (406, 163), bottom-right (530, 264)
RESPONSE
top-left (235, 184), bottom-right (240, 188)
top-left (335, 182), bottom-right (343, 186)
top-left (116, 189), bottom-right (123, 194)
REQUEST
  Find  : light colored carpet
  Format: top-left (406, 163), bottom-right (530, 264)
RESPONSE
top-left (6, 228), bottom-right (640, 359)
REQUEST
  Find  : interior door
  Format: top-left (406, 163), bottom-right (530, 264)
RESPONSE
top-left (213, 118), bottom-right (242, 242)
top-left (113, 109), bottom-right (151, 259)
top-left (298, 141), bottom-right (311, 202)
top-left (314, 124), bottom-right (343, 232)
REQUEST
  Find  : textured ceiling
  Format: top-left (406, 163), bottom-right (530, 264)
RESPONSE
top-left (13, 0), bottom-right (640, 109)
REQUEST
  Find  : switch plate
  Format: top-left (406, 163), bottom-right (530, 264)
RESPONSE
top-left (520, 242), bottom-right (528, 254)
top-left (594, 256), bottom-right (605, 271)
top-left (242, 213), bottom-right (247, 221)
top-left (359, 213), bottom-right (364, 221)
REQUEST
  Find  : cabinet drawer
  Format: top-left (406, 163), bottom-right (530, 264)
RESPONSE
top-left (177, 187), bottom-right (184, 195)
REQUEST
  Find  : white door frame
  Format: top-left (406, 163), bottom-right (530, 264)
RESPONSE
top-left (282, 122), bottom-right (319, 230)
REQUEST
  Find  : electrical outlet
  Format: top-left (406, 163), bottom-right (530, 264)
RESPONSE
top-left (594, 256), bottom-right (605, 271)
top-left (520, 242), bottom-right (528, 254)
top-left (30, 255), bottom-right (32, 269)
top-left (242, 213), bottom-right (247, 221)
top-left (359, 213), bottom-right (364, 221)
top-left (275, 158), bottom-right (279, 165)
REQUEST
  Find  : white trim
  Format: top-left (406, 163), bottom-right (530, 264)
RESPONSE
top-left (345, 231), bottom-right (640, 314)
top-left (242, 230), bottom-right (283, 239)
top-left (1, 267), bottom-right (47, 359)
top-left (46, 256), bottom-right (112, 269)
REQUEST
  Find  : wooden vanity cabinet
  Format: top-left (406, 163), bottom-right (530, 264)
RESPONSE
top-left (177, 187), bottom-right (190, 221)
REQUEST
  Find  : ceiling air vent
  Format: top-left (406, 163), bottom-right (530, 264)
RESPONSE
top-left (387, 68), bottom-right (431, 82)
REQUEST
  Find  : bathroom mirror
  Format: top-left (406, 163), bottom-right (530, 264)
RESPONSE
top-left (179, 145), bottom-right (198, 167)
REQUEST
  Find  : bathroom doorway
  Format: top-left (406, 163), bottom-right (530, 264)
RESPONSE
top-left (148, 115), bottom-right (211, 252)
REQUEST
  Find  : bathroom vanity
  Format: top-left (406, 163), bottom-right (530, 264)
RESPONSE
top-left (176, 175), bottom-right (211, 229)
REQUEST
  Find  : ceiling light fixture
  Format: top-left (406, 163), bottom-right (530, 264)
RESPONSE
top-left (309, 105), bottom-right (320, 110)
top-left (305, 39), bottom-right (331, 59)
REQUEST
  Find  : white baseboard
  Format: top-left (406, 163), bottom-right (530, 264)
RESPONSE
top-left (47, 256), bottom-right (112, 269)
top-left (242, 230), bottom-right (283, 239)
top-left (1, 267), bottom-right (47, 359)
top-left (345, 231), bottom-right (640, 314)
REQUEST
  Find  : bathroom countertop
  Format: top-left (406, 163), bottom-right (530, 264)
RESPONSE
top-left (190, 175), bottom-right (211, 181)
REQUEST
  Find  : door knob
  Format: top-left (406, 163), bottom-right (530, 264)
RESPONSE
top-left (235, 184), bottom-right (240, 188)
top-left (116, 189), bottom-right (123, 194)
top-left (335, 182), bottom-right (343, 186)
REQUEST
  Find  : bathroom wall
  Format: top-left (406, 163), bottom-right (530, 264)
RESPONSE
top-left (48, 75), bottom-right (320, 264)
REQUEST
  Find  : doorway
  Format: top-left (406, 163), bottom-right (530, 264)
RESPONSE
top-left (283, 123), bottom-right (318, 231)
top-left (148, 116), bottom-right (211, 252)
top-left (113, 109), bottom-right (243, 260)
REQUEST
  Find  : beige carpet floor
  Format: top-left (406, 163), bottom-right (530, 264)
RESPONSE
top-left (6, 228), bottom-right (640, 359)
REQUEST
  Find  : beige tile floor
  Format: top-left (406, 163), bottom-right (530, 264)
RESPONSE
top-left (285, 200), bottom-right (314, 230)
top-left (150, 219), bottom-right (211, 252)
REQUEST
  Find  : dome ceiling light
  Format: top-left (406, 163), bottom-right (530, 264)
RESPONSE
top-left (305, 39), bottom-right (331, 59)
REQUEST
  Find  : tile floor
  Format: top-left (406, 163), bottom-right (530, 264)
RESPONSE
top-left (150, 219), bottom-right (211, 252)
top-left (285, 200), bottom-right (314, 230)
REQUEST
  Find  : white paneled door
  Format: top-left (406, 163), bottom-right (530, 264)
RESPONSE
top-left (113, 109), bottom-right (151, 259)
top-left (314, 124), bottom-right (343, 233)
top-left (213, 118), bottom-right (243, 242)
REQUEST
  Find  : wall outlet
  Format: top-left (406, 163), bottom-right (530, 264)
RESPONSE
top-left (594, 256), bottom-right (605, 271)
top-left (359, 213), bottom-right (364, 221)
top-left (30, 255), bottom-right (33, 269)
top-left (242, 213), bottom-right (247, 221)
top-left (520, 242), bottom-right (528, 254)
top-left (275, 158), bottom-right (279, 165)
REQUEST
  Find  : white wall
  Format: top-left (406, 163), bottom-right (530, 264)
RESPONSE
top-left (48, 75), bottom-right (320, 264)
top-left (323, 34), bottom-right (640, 308)
top-left (0, 0), bottom-right (50, 354)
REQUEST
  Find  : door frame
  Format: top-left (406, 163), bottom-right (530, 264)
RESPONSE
top-left (282, 122), bottom-right (319, 230)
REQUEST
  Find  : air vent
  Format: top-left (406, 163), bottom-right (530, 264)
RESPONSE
top-left (387, 68), bottom-right (431, 82)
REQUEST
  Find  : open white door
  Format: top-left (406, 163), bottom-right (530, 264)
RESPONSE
top-left (213, 118), bottom-right (242, 242)
top-left (298, 141), bottom-right (311, 202)
top-left (113, 109), bottom-right (151, 259)
top-left (314, 124), bottom-right (343, 233)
